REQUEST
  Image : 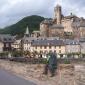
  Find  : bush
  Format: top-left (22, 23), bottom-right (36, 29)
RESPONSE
top-left (64, 60), bottom-right (70, 64)
top-left (0, 52), bottom-right (9, 59)
top-left (12, 51), bottom-right (23, 57)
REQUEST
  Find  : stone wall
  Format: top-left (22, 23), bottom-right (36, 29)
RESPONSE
top-left (49, 28), bottom-right (64, 38)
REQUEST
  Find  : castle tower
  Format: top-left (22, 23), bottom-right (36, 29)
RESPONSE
top-left (24, 26), bottom-right (30, 37)
top-left (40, 20), bottom-right (49, 37)
top-left (54, 4), bottom-right (62, 24)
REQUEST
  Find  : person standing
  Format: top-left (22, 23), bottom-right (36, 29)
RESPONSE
top-left (43, 52), bottom-right (57, 77)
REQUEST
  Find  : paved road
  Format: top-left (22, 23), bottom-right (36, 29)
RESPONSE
top-left (0, 69), bottom-right (36, 85)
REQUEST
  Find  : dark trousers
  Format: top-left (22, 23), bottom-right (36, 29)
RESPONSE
top-left (44, 64), bottom-right (56, 76)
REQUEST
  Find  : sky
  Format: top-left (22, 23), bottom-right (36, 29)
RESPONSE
top-left (0, 0), bottom-right (85, 28)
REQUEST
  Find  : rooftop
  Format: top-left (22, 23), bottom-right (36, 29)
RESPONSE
top-left (32, 39), bottom-right (64, 46)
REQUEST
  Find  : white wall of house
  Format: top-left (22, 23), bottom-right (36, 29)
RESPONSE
top-left (23, 43), bottom-right (31, 51)
top-left (0, 42), bottom-right (4, 52)
top-left (65, 44), bottom-right (80, 53)
top-left (32, 45), bottom-right (65, 54)
top-left (80, 42), bottom-right (85, 54)
top-left (12, 40), bottom-right (21, 50)
top-left (12, 44), bottom-right (20, 49)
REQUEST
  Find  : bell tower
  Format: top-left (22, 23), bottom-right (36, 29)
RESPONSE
top-left (54, 0), bottom-right (62, 24)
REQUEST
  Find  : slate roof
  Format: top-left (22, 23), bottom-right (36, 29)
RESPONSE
top-left (64, 39), bottom-right (80, 45)
top-left (32, 39), bottom-right (64, 46)
top-left (23, 37), bottom-right (38, 44)
top-left (41, 19), bottom-right (53, 25)
top-left (72, 21), bottom-right (80, 27)
top-left (79, 21), bottom-right (85, 27)
top-left (64, 15), bottom-right (78, 19)
top-left (79, 38), bottom-right (85, 42)
top-left (72, 21), bottom-right (85, 28)
top-left (0, 34), bottom-right (15, 43)
top-left (65, 15), bottom-right (85, 28)
top-left (49, 24), bottom-right (64, 29)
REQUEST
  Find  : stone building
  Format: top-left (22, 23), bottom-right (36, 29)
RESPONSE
top-left (0, 34), bottom-right (14, 52)
top-left (31, 39), bottom-right (65, 57)
top-left (12, 39), bottom-right (21, 51)
top-left (79, 38), bottom-right (85, 55)
top-left (22, 37), bottom-right (37, 52)
top-left (65, 39), bottom-right (80, 58)
top-left (31, 31), bottom-right (40, 38)
top-left (21, 27), bottom-right (38, 52)
top-left (40, 4), bottom-right (85, 39)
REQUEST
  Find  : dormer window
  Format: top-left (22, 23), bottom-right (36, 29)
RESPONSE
top-left (9, 38), bottom-right (11, 41)
top-left (26, 40), bottom-right (28, 42)
top-left (4, 38), bottom-right (7, 41)
top-left (73, 42), bottom-right (75, 45)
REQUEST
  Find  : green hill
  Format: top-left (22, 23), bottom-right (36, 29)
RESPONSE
top-left (0, 15), bottom-right (45, 37)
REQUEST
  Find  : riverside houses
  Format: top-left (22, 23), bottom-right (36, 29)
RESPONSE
top-left (12, 39), bottom-right (21, 51)
top-left (22, 37), bottom-right (37, 52)
top-left (0, 34), bottom-right (14, 52)
top-left (65, 39), bottom-right (80, 58)
top-left (31, 39), bottom-right (65, 58)
top-left (79, 38), bottom-right (85, 57)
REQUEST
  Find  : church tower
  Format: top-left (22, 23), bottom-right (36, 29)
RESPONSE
top-left (54, 4), bottom-right (62, 24)
top-left (24, 26), bottom-right (30, 37)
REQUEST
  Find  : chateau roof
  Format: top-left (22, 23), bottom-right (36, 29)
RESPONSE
top-left (79, 21), bottom-right (85, 27)
top-left (71, 16), bottom-right (85, 27)
top-left (49, 24), bottom-right (64, 29)
top-left (41, 19), bottom-right (53, 25)
top-left (72, 21), bottom-right (85, 27)
top-left (72, 21), bottom-right (80, 27)
top-left (79, 38), bottom-right (85, 42)
top-left (32, 39), bottom-right (64, 46)
top-left (65, 39), bottom-right (80, 45)
top-left (64, 15), bottom-right (78, 19)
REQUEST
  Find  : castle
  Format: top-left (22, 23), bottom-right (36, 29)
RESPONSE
top-left (40, 4), bottom-right (85, 39)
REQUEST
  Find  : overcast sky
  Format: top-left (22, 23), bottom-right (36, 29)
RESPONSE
top-left (0, 0), bottom-right (85, 28)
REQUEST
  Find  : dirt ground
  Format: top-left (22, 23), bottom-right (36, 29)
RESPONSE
top-left (0, 60), bottom-right (85, 85)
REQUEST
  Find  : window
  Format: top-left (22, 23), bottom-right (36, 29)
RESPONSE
top-left (44, 46), bottom-right (46, 49)
top-left (6, 43), bottom-right (9, 47)
top-left (16, 45), bottom-right (17, 48)
top-left (54, 50), bottom-right (56, 52)
top-left (40, 46), bottom-right (42, 49)
top-left (59, 46), bottom-right (61, 49)
top-left (59, 50), bottom-right (61, 53)
top-left (4, 38), bottom-right (7, 41)
top-left (9, 38), bottom-right (11, 41)
top-left (49, 46), bottom-right (51, 49)
top-left (73, 42), bottom-right (75, 45)
top-left (35, 46), bottom-right (37, 49)
top-left (25, 47), bottom-right (26, 50)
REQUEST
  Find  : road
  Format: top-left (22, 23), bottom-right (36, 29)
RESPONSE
top-left (0, 69), bottom-right (36, 85)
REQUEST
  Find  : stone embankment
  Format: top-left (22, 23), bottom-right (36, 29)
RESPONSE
top-left (0, 60), bottom-right (85, 85)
